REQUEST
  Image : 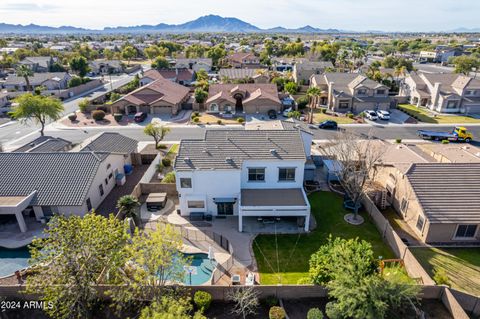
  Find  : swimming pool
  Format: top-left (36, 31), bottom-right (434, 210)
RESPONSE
top-left (182, 253), bottom-right (217, 286)
top-left (0, 246), bottom-right (31, 278)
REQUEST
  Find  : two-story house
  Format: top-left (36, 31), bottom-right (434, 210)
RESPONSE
top-left (310, 73), bottom-right (391, 114)
top-left (399, 72), bottom-right (480, 113)
top-left (225, 53), bottom-right (262, 69)
top-left (175, 58), bottom-right (213, 73)
top-left (293, 60), bottom-right (334, 84)
top-left (174, 130), bottom-right (311, 232)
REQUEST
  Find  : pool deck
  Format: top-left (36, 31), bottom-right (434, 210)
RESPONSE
top-left (0, 220), bottom-right (46, 249)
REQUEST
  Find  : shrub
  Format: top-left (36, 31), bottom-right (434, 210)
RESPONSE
top-left (92, 110), bottom-right (106, 121)
top-left (307, 308), bottom-right (324, 319)
top-left (269, 306), bottom-right (286, 319)
top-left (217, 119), bottom-right (222, 125)
top-left (433, 267), bottom-right (450, 286)
top-left (320, 108), bottom-right (327, 114)
top-left (194, 111), bottom-right (200, 117)
top-left (192, 117), bottom-right (200, 123)
top-left (236, 117), bottom-right (245, 123)
top-left (68, 76), bottom-right (84, 88)
top-left (296, 96), bottom-right (309, 109)
top-left (346, 113), bottom-right (354, 119)
top-left (110, 92), bottom-right (121, 103)
top-left (78, 98), bottom-right (89, 113)
top-left (161, 158), bottom-right (171, 167)
top-left (263, 295), bottom-right (279, 307)
top-left (157, 144), bottom-right (168, 150)
top-left (114, 113), bottom-right (123, 122)
top-left (395, 138), bottom-right (402, 144)
top-left (194, 291), bottom-right (212, 312)
top-left (96, 106), bottom-right (108, 113)
top-left (68, 113), bottom-right (77, 121)
top-left (162, 171), bottom-right (176, 183)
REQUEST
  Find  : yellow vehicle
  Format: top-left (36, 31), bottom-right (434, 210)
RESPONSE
top-left (417, 126), bottom-right (473, 143)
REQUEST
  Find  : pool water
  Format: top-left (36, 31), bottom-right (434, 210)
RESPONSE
top-left (0, 246), bottom-right (31, 278)
top-left (182, 253), bottom-right (217, 285)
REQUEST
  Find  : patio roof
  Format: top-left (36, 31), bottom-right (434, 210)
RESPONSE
top-left (0, 196), bottom-right (30, 207)
top-left (240, 188), bottom-right (307, 207)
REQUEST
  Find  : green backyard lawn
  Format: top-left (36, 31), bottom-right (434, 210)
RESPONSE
top-left (411, 247), bottom-right (480, 296)
top-left (252, 191), bottom-right (394, 285)
top-left (398, 104), bottom-right (480, 124)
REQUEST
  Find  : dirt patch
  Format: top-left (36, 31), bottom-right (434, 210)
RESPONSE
top-left (192, 113), bottom-right (242, 125)
top-left (204, 301), bottom-right (270, 319)
top-left (61, 111), bottom-right (131, 127)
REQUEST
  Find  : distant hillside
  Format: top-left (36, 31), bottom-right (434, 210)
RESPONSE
top-left (0, 15), bottom-right (341, 34)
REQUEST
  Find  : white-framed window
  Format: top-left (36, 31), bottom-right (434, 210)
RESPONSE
top-left (376, 89), bottom-right (386, 95)
top-left (455, 224), bottom-right (477, 239)
top-left (279, 168), bottom-right (296, 182)
top-left (188, 201), bottom-right (205, 209)
top-left (224, 104), bottom-right (233, 112)
top-left (446, 100), bottom-right (458, 109)
top-left (357, 89), bottom-right (367, 96)
top-left (400, 198), bottom-right (408, 213)
top-left (416, 215), bottom-right (425, 232)
top-left (180, 178), bottom-right (192, 188)
top-left (248, 168), bottom-right (265, 182)
top-left (338, 100), bottom-right (349, 109)
top-left (210, 103), bottom-right (219, 112)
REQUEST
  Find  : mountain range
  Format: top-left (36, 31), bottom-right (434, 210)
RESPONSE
top-left (0, 15), bottom-right (340, 34)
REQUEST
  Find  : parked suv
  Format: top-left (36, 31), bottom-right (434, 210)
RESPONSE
top-left (377, 110), bottom-right (390, 120)
top-left (134, 112), bottom-right (147, 123)
top-left (365, 110), bottom-right (378, 121)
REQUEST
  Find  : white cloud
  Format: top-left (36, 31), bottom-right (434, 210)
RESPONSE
top-left (0, 0), bottom-right (477, 31)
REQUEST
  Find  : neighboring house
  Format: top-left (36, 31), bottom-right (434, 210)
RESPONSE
top-left (71, 132), bottom-right (138, 166)
top-left (0, 92), bottom-right (10, 109)
top-left (13, 136), bottom-right (72, 153)
top-left (174, 130), bottom-right (311, 232)
top-left (218, 69), bottom-right (269, 84)
top-left (375, 163), bottom-right (480, 244)
top-left (419, 48), bottom-right (464, 64)
top-left (399, 72), bottom-right (480, 113)
top-left (0, 152), bottom-right (126, 233)
top-left (18, 56), bottom-right (57, 72)
top-left (175, 58), bottom-right (212, 72)
top-left (206, 83), bottom-right (282, 114)
top-left (310, 73), bottom-right (391, 114)
top-left (293, 60), bottom-right (334, 84)
top-left (225, 52), bottom-right (262, 69)
top-left (110, 77), bottom-right (190, 115)
top-left (139, 69), bottom-right (194, 86)
top-left (89, 60), bottom-right (124, 75)
top-left (2, 72), bottom-right (71, 91)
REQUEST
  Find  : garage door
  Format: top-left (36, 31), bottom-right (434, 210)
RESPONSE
top-left (152, 106), bottom-right (172, 114)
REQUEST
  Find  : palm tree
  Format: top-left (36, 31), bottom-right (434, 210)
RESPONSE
top-left (307, 87), bottom-right (322, 124)
top-left (16, 65), bottom-right (33, 92)
top-left (116, 195), bottom-right (141, 226)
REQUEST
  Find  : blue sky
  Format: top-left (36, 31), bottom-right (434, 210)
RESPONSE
top-left (0, 0), bottom-right (478, 31)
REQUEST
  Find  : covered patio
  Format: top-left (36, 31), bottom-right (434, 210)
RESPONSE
top-left (0, 193), bottom-right (36, 233)
top-left (239, 188), bottom-right (311, 233)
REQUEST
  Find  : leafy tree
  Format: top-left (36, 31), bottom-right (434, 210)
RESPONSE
top-left (26, 214), bottom-right (128, 319)
top-left (121, 45), bottom-right (137, 66)
top-left (69, 56), bottom-right (90, 77)
top-left (195, 69), bottom-right (209, 82)
top-left (206, 44), bottom-right (227, 67)
top-left (194, 88), bottom-right (208, 103)
top-left (16, 64), bottom-right (34, 91)
top-left (227, 287), bottom-right (260, 319)
top-left (287, 110), bottom-right (302, 119)
top-left (139, 296), bottom-right (206, 319)
top-left (116, 195), bottom-right (141, 226)
top-left (68, 76), bottom-right (87, 88)
top-left (451, 55), bottom-right (479, 75)
top-left (307, 87), bottom-right (322, 123)
top-left (152, 56), bottom-right (170, 69)
top-left (103, 48), bottom-right (115, 60)
top-left (109, 225), bottom-right (189, 314)
top-left (284, 82), bottom-right (298, 95)
top-left (10, 94), bottom-right (64, 136)
top-left (144, 124), bottom-right (170, 148)
top-left (144, 45), bottom-right (161, 60)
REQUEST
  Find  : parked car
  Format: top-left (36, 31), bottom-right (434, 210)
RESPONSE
top-left (318, 120), bottom-right (338, 130)
top-left (267, 109), bottom-right (277, 119)
top-left (377, 110), bottom-right (390, 120)
top-left (282, 107), bottom-right (292, 117)
top-left (134, 112), bottom-right (147, 123)
top-left (365, 110), bottom-right (378, 121)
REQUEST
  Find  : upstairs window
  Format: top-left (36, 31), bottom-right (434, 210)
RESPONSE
top-left (416, 215), bottom-right (425, 232)
top-left (99, 184), bottom-right (104, 196)
top-left (180, 178), bottom-right (192, 188)
top-left (376, 89), bottom-right (386, 95)
top-left (248, 168), bottom-right (265, 182)
top-left (357, 89), bottom-right (367, 95)
top-left (279, 168), bottom-right (296, 182)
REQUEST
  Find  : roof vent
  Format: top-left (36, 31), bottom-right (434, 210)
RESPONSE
top-left (270, 149), bottom-right (277, 155)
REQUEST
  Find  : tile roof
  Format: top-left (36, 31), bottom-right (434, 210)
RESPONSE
top-left (218, 68), bottom-right (261, 79)
top-left (206, 83), bottom-right (280, 105)
top-left (174, 130), bottom-right (306, 171)
top-left (0, 152), bottom-right (110, 206)
top-left (13, 136), bottom-right (72, 153)
top-left (406, 163), bottom-right (480, 223)
top-left (77, 132), bottom-right (138, 154)
top-left (4, 72), bottom-right (69, 86)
